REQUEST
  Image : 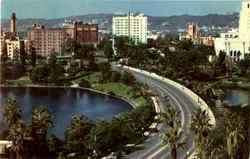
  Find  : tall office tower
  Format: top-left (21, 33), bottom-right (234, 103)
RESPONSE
top-left (112, 13), bottom-right (148, 44)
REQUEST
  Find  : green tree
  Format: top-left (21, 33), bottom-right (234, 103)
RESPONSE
top-left (190, 108), bottom-right (213, 158)
top-left (160, 119), bottom-right (186, 159)
top-left (30, 63), bottom-right (50, 82)
top-left (2, 98), bottom-right (22, 127)
top-left (47, 54), bottom-right (65, 82)
top-left (238, 58), bottom-right (250, 76)
top-left (31, 106), bottom-right (53, 157)
top-left (1, 42), bottom-right (8, 63)
top-left (98, 62), bottom-right (111, 82)
top-left (158, 107), bottom-right (180, 128)
top-left (65, 115), bottom-right (95, 156)
top-left (225, 113), bottom-right (245, 159)
top-left (29, 42), bottom-right (36, 67)
top-left (19, 43), bottom-right (27, 66)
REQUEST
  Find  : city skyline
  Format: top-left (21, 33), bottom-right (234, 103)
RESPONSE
top-left (1, 0), bottom-right (242, 19)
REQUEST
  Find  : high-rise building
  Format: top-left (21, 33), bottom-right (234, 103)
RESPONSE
top-left (27, 21), bottom-right (98, 56)
top-left (112, 13), bottom-right (147, 44)
top-left (10, 12), bottom-right (17, 34)
top-left (214, 1), bottom-right (250, 60)
top-left (0, 12), bottom-right (24, 60)
top-left (239, 1), bottom-right (250, 40)
top-left (5, 37), bottom-right (25, 59)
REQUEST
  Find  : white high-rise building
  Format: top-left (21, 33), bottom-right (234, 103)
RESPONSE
top-left (214, 1), bottom-right (250, 60)
top-left (112, 13), bottom-right (148, 44)
top-left (239, 1), bottom-right (250, 40)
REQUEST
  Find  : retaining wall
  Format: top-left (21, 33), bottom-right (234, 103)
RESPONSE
top-left (119, 65), bottom-right (216, 126)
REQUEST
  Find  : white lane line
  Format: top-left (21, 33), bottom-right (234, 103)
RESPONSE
top-left (152, 83), bottom-right (185, 129)
top-left (143, 83), bottom-right (186, 159)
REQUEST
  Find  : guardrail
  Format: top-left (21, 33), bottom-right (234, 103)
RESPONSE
top-left (117, 65), bottom-right (216, 159)
top-left (118, 65), bottom-right (216, 127)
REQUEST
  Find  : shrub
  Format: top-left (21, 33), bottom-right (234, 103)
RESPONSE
top-left (79, 79), bottom-right (91, 88)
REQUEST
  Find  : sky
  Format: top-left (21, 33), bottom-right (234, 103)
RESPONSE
top-left (0, 0), bottom-right (242, 19)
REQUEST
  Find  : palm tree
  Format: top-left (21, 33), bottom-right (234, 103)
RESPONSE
top-left (2, 98), bottom-right (22, 128)
top-left (31, 106), bottom-right (53, 157)
top-left (225, 113), bottom-right (245, 159)
top-left (158, 107), bottom-right (180, 128)
top-left (190, 108), bottom-right (213, 155)
top-left (160, 119), bottom-right (186, 159)
top-left (8, 122), bottom-right (26, 159)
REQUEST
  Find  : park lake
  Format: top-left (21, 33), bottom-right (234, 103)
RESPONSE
top-left (0, 87), bottom-right (133, 138)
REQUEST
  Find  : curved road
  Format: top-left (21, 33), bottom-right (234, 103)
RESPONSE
top-left (113, 66), bottom-right (199, 159)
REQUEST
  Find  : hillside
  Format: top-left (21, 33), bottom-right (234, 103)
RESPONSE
top-left (1, 13), bottom-right (239, 35)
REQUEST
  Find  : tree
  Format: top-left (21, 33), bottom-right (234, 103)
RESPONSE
top-left (29, 42), bottom-right (36, 67)
top-left (103, 41), bottom-right (113, 60)
top-left (190, 108), bottom-right (213, 158)
top-left (31, 106), bottom-right (53, 157)
top-left (121, 71), bottom-right (136, 86)
top-left (8, 122), bottom-right (29, 159)
top-left (12, 62), bottom-right (26, 79)
top-left (79, 78), bottom-right (91, 88)
top-left (48, 135), bottom-right (64, 156)
top-left (2, 98), bottom-right (33, 159)
top-left (158, 107), bottom-right (180, 128)
top-left (62, 37), bottom-right (81, 55)
top-left (225, 112), bottom-right (245, 159)
top-left (65, 115), bottom-right (95, 156)
top-left (1, 42), bottom-right (8, 63)
top-left (47, 54), bottom-right (65, 82)
top-left (30, 63), bottom-right (50, 82)
top-left (2, 98), bottom-right (22, 127)
top-left (19, 43), bottom-right (27, 66)
top-left (98, 62), bottom-right (111, 82)
top-left (160, 119), bottom-right (186, 159)
top-left (0, 63), bottom-right (11, 83)
top-left (238, 58), bottom-right (250, 76)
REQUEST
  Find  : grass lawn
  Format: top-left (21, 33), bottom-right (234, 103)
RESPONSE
top-left (96, 82), bottom-right (133, 98)
top-left (10, 76), bottom-right (33, 85)
top-left (72, 71), bottom-right (148, 107)
top-left (73, 72), bottom-right (101, 84)
top-left (95, 82), bottom-right (146, 107)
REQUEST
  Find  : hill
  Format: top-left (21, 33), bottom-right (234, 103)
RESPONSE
top-left (1, 13), bottom-right (239, 35)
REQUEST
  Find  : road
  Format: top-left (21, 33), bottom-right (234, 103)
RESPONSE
top-left (113, 66), bottom-right (199, 159)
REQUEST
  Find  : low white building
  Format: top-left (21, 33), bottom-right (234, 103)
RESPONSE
top-left (214, 1), bottom-right (250, 60)
top-left (112, 13), bottom-right (148, 44)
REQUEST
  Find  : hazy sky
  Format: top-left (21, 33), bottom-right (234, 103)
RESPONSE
top-left (0, 0), bottom-right (242, 19)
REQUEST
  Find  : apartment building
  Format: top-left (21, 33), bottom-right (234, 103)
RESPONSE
top-left (27, 21), bottom-right (98, 56)
top-left (112, 13), bottom-right (147, 44)
top-left (27, 24), bottom-right (67, 56)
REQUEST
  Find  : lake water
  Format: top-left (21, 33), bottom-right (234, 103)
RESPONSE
top-left (0, 87), bottom-right (133, 137)
top-left (225, 89), bottom-right (249, 106)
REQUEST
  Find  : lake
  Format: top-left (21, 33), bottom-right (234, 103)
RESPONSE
top-left (225, 89), bottom-right (249, 106)
top-left (0, 87), bottom-right (133, 137)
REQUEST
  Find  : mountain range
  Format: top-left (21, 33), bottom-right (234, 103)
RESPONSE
top-left (1, 13), bottom-right (239, 35)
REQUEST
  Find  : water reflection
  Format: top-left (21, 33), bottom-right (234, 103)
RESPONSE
top-left (225, 90), bottom-right (249, 106)
top-left (0, 87), bottom-right (133, 138)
